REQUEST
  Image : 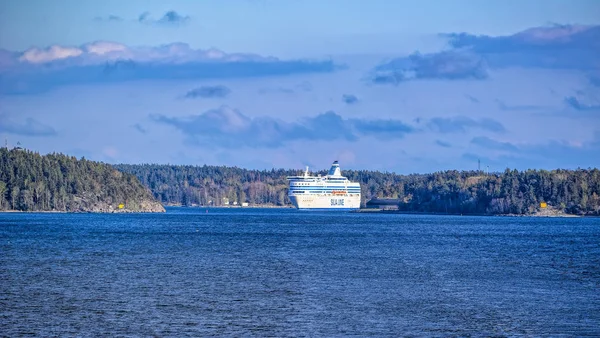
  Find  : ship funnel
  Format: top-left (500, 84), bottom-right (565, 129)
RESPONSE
top-left (328, 160), bottom-right (341, 176)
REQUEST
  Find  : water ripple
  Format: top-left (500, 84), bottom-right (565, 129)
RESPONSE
top-left (1, 209), bottom-right (599, 336)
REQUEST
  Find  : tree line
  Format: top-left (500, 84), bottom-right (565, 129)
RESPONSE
top-left (1, 148), bottom-right (597, 215)
top-left (0, 148), bottom-right (157, 211)
top-left (115, 163), bottom-right (600, 216)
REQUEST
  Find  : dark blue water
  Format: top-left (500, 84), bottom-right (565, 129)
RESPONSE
top-left (1, 208), bottom-right (599, 336)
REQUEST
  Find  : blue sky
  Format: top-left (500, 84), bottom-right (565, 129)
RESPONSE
top-left (0, 0), bottom-right (599, 173)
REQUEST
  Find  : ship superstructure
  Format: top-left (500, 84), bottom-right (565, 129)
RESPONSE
top-left (287, 161), bottom-right (361, 210)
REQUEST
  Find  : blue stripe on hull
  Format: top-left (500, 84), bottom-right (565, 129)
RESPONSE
top-left (290, 188), bottom-right (360, 189)
top-left (294, 208), bottom-right (358, 211)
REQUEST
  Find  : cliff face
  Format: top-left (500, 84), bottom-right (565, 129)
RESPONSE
top-left (0, 148), bottom-right (165, 213)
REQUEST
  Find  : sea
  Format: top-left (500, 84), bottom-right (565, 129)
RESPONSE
top-left (1, 207), bottom-right (599, 337)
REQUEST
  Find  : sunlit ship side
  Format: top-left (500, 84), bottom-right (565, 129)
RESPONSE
top-left (287, 161), bottom-right (361, 210)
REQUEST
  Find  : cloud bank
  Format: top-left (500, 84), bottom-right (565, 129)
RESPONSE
top-left (445, 24), bottom-right (600, 70)
top-left (370, 24), bottom-right (600, 84)
top-left (0, 42), bottom-right (337, 94)
top-left (0, 114), bottom-right (57, 137)
top-left (151, 106), bottom-right (415, 148)
top-left (372, 51), bottom-right (488, 84)
top-left (465, 132), bottom-right (600, 170)
top-left (564, 96), bottom-right (600, 111)
top-left (138, 11), bottom-right (190, 25)
top-left (426, 116), bottom-right (505, 134)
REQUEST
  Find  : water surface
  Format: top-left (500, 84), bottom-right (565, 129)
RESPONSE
top-left (1, 208), bottom-right (599, 336)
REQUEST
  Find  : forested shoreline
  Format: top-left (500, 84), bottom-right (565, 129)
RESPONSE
top-left (0, 148), bottom-right (164, 212)
top-left (1, 147), bottom-right (598, 215)
top-left (115, 164), bottom-right (600, 216)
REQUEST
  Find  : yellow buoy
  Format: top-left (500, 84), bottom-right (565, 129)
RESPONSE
top-left (540, 202), bottom-right (547, 209)
top-left (118, 203), bottom-right (125, 209)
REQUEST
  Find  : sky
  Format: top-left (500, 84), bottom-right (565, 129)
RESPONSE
top-left (0, 0), bottom-right (599, 173)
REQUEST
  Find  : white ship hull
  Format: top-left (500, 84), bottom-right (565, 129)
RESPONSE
top-left (287, 161), bottom-right (361, 211)
top-left (289, 194), bottom-right (361, 210)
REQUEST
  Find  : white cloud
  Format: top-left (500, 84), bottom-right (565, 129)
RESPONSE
top-left (19, 45), bottom-right (83, 64)
top-left (84, 41), bottom-right (128, 55)
top-left (1, 41), bottom-right (336, 95)
top-left (14, 41), bottom-right (273, 65)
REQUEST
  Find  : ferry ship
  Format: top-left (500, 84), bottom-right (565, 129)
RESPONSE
top-left (287, 161), bottom-right (361, 210)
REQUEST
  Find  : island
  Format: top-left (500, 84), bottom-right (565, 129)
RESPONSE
top-left (0, 148), bottom-right (164, 213)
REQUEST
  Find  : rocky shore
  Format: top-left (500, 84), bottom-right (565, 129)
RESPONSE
top-left (353, 206), bottom-right (580, 217)
top-left (1, 200), bottom-right (165, 213)
top-left (84, 199), bottom-right (166, 213)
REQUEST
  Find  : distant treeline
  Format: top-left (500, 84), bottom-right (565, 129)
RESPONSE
top-left (115, 164), bottom-right (600, 216)
top-left (0, 148), bottom-right (159, 212)
top-left (392, 169), bottom-right (600, 216)
top-left (113, 164), bottom-right (295, 207)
